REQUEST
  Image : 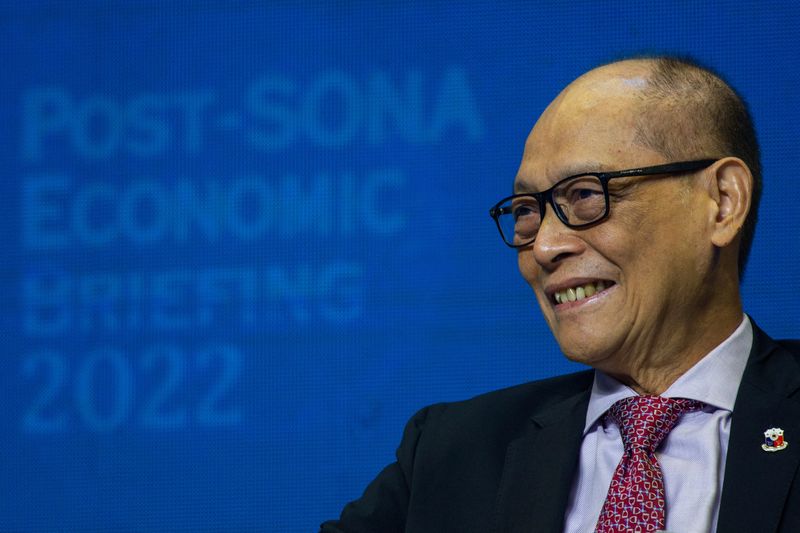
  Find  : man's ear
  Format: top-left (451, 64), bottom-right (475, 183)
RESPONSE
top-left (707, 157), bottom-right (753, 248)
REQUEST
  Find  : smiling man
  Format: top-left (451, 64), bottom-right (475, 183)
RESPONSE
top-left (322, 57), bottom-right (800, 533)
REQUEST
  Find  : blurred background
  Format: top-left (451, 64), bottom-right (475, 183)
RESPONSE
top-left (1, 1), bottom-right (798, 531)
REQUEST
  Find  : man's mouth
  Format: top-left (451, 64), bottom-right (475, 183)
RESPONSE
top-left (552, 280), bottom-right (615, 304)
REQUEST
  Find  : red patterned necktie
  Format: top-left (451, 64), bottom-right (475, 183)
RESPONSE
top-left (594, 396), bottom-right (704, 533)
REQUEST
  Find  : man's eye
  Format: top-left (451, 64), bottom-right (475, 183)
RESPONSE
top-left (570, 188), bottom-right (603, 201)
top-left (512, 204), bottom-right (538, 220)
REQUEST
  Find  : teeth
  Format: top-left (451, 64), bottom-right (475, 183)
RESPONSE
top-left (554, 281), bottom-right (610, 304)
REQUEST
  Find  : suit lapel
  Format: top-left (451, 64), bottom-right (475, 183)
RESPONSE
top-left (492, 385), bottom-right (591, 533)
top-left (717, 327), bottom-right (800, 533)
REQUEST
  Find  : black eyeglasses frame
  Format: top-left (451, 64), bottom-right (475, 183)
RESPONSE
top-left (489, 159), bottom-right (718, 248)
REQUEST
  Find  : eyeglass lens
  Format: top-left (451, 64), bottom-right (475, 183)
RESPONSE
top-left (498, 175), bottom-right (607, 245)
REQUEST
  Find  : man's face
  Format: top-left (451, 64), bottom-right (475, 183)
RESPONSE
top-left (515, 75), bottom-right (714, 374)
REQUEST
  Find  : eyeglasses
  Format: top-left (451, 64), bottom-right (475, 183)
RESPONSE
top-left (489, 159), bottom-right (717, 248)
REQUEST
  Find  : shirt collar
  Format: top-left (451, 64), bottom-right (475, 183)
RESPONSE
top-left (582, 315), bottom-right (753, 434)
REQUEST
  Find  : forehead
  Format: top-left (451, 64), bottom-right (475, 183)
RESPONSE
top-left (514, 69), bottom-right (664, 192)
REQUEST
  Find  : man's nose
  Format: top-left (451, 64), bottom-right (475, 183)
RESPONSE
top-left (532, 207), bottom-right (585, 268)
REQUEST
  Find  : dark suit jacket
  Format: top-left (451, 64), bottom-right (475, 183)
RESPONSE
top-left (321, 325), bottom-right (800, 532)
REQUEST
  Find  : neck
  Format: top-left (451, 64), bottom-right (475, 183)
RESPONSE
top-left (607, 300), bottom-right (743, 396)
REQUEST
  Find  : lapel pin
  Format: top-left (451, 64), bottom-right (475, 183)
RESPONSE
top-left (762, 427), bottom-right (788, 452)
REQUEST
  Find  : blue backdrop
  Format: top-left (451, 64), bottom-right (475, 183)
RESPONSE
top-left (1, 1), bottom-right (798, 531)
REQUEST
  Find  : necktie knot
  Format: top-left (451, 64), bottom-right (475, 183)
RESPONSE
top-left (607, 396), bottom-right (704, 453)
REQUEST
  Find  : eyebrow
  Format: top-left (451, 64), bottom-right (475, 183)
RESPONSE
top-left (514, 160), bottom-right (606, 194)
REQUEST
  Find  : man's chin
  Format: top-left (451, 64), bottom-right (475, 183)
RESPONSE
top-left (560, 350), bottom-right (600, 367)
top-left (554, 333), bottom-right (616, 368)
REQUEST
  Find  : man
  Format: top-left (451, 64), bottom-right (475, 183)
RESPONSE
top-left (321, 56), bottom-right (800, 532)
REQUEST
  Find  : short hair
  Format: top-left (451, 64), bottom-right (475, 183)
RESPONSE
top-left (631, 56), bottom-right (761, 278)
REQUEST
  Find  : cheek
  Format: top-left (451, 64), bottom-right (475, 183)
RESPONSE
top-left (517, 250), bottom-right (555, 315)
top-left (603, 199), bottom-right (671, 263)
top-left (605, 214), bottom-right (699, 299)
top-left (517, 249), bottom-right (538, 287)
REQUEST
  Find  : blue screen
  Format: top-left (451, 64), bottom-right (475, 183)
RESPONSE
top-left (1, 2), bottom-right (798, 531)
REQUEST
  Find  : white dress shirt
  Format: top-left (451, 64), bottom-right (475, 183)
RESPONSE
top-left (563, 316), bottom-right (753, 533)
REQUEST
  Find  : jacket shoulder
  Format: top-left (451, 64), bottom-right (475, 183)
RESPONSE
top-left (448, 370), bottom-right (594, 413)
top-left (417, 370), bottom-right (594, 445)
top-left (776, 339), bottom-right (800, 355)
